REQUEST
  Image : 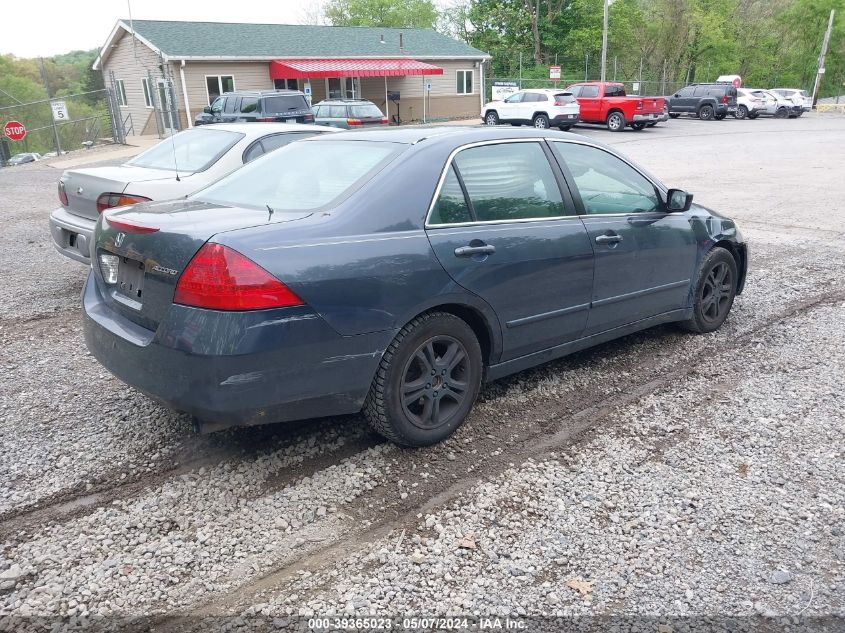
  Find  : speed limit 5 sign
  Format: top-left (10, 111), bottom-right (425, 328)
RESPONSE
top-left (50, 100), bottom-right (69, 121)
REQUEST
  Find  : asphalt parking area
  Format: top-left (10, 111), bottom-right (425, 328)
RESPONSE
top-left (0, 114), bottom-right (843, 629)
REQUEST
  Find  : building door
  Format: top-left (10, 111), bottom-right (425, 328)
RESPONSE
top-left (156, 79), bottom-right (176, 134)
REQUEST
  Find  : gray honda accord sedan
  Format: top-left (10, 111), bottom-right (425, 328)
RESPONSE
top-left (83, 127), bottom-right (747, 446)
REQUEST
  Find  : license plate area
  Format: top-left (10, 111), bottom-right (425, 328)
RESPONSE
top-left (117, 256), bottom-right (145, 300)
top-left (286, 118), bottom-right (297, 123)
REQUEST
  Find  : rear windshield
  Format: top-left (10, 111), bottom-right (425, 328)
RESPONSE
top-left (349, 104), bottom-right (384, 118)
top-left (554, 93), bottom-right (576, 104)
top-left (127, 128), bottom-right (244, 173)
top-left (262, 95), bottom-right (309, 114)
top-left (193, 140), bottom-right (401, 211)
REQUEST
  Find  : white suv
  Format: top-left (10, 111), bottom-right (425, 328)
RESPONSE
top-left (482, 89), bottom-right (580, 130)
top-left (772, 89), bottom-right (812, 112)
top-left (734, 88), bottom-right (768, 119)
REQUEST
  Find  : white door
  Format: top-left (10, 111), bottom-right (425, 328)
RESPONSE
top-left (500, 92), bottom-right (525, 121)
top-left (157, 79), bottom-right (176, 134)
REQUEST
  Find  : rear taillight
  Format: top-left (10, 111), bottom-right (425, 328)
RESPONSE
top-left (96, 192), bottom-right (151, 213)
top-left (256, 117), bottom-right (275, 122)
top-left (381, 117), bottom-right (389, 124)
top-left (58, 181), bottom-right (68, 206)
top-left (174, 243), bottom-right (304, 311)
top-left (103, 215), bottom-right (160, 234)
top-left (722, 95), bottom-right (728, 104)
top-left (636, 100), bottom-right (643, 110)
top-left (304, 114), bottom-right (314, 122)
top-left (346, 118), bottom-right (363, 126)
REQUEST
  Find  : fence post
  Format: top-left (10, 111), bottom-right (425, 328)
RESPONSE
top-left (638, 58), bottom-right (643, 94)
top-left (39, 58), bottom-right (63, 156)
top-left (585, 53), bottom-right (589, 81)
top-left (661, 60), bottom-right (667, 95)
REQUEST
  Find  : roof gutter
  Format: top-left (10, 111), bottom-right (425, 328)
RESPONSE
top-left (159, 54), bottom-right (492, 62)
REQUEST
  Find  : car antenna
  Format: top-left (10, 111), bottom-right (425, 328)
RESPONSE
top-left (169, 128), bottom-right (181, 182)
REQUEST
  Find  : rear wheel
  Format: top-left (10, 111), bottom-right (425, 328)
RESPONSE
top-left (631, 122), bottom-right (647, 130)
top-left (559, 124), bottom-right (573, 131)
top-left (680, 247), bottom-right (738, 334)
top-left (774, 107), bottom-right (788, 119)
top-left (735, 105), bottom-right (748, 119)
top-left (484, 111), bottom-right (499, 125)
top-left (748, 112), bottom-right (759, 119)
top-left (532, 114), bottom-right (550, 129)
top-left (363, 312), bottom-right (482, 447)
top-left (714, 113), bottom-right (726, 120)
top-left (698, 104), bottom-right (715, 120)
top-left (606, 111), bottom-right (626, 132)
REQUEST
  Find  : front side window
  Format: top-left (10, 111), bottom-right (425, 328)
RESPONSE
top-left (210, 97), bottom-right (224, 114)
top-left (580, 85), bottom-right (599, 98)
top-left (206, 75), bottom-right (235, 104)
top-left (128, 128), bottom-right (244, 173)
top-left (457, 70), bottom-right (473, 95)
top-left (195, 140), bottom-right (401, 211)
top-left (677, 87), bottom-right (694, 97)
top-left (555, 142), bottom-right (661, 215)
top-left (115, 80), bottom-right (127, 106)
top-left (224, 97), bottom-right (240, 114)
top-left (566, 85), bottom-right (583, 97)
top-left (504, 92), bottom-right (524, 103)
top-left (141, 78), bottom-right (152, 108)
top-left (449, 142), bottom-right (565, 223)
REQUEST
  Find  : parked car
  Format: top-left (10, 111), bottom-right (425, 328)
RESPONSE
top-left (648, 101), bottom-right (670, 127)
top-left (734, 88), bottom-right (768, 120)
top-left (50, 123), bottom-right (337, 264)
top-left (481, 89), bottom-right (580, 130)
top-left (743, 89), bottom-right (779, 118)
top-left (763, 90), bottom-right (803, 118)
top-left (667, 83), bottom-right (738, 120)
top-left (83, 127), bottom-right (748, 447)
top-left (563, 82), bottom-right (665, 131)
top-left (194, 90), bottom-right (315, 126)
top-left (7, 152), bottom-right (41, 166)
top-left (772, 88), bottom-right (812, 111)
top-left (313, 99), bottom-right (389, 128)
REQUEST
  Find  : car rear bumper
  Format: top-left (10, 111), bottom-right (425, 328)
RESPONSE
top-left (50, 207), bottom-right (96, 264)
top-left (632, 112), bottom-right (663, 122)
top-left (82, 271), bottom-right (388, 428)
top-left (551, 113), bottom-right (580, 125)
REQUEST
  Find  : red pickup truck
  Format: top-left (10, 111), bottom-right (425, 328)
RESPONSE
top-left (564, 81), bottom-right (666, 132)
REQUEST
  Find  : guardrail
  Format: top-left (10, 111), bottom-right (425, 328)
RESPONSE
top-left (817, 103), bottom-right (845, 113)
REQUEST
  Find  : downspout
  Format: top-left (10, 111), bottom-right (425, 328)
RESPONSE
top-left (479, 59), bottom-right (486, 113)
top-left (179, 60), bottom-right (192, 129)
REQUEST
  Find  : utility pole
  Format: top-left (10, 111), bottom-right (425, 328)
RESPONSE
top-left (600, 0), bottom-right (610, 83)
top-left (811, 9), bottom-right (835, 107)
top-left (39, 58), bottom-right (62, 156)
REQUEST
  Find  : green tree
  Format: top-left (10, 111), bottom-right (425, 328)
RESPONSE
top-left (324, 0), bottom-right (439, 28)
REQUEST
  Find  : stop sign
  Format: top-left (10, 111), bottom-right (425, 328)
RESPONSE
top-left (4, 121), bottom-right (27, 141)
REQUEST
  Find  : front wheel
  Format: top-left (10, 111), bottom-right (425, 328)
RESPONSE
top-left (714, 113), bottom-right (726, 120)
top-left (363, 312), bottom-right (483, 447)
top-left (735, 105), bottom-right (748, 119)
top-left (669, 113), bottom-right (681, 119)
top-left (559, 124), bottom-right (573, 131)
top-left (680, 247), bottom-right (738, 334)
top-left (698, 104), bottom-right (715, 120)
top-left (484, 111), bottom-right (499, 126)
top-left (532, 114), bottom-right (550, 129)
top-left (606, 111), bottom-right (626, 132)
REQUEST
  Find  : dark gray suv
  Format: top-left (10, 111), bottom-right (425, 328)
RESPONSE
top-left (667, 83), bottom-right (738, 120)
top-left (195, 90), bottom-right (315, 126)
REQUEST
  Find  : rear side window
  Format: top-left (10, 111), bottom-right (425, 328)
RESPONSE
top-left (196, 140), bottom-right (400, 211)
top-left (604, 85), bottom-right (625, 97)
top-left (242, 132), bottom-right (320, 163)
top-left (262, 95), bottom-right (309, 114)
top-left (240, 97), bottom-right (259, 113)
top-left (317, 105), bottom-right (348, 118)
top-left (580, 85), bottom-right (599, 98)
top-left (429, 166), bottom-right (472, 225)
top-left (451, 142), bottom-right (565, 222)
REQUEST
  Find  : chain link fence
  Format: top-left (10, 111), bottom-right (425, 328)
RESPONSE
top-left (0, 88), bottom-right (120, 163)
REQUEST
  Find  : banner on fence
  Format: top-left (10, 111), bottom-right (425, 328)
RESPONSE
top-left (492, 81), bottom-right (519, 101)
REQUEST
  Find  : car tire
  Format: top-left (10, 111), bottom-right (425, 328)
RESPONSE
top-left (748, 112), bottom-right (759, 119)
top-left (647, 122), bottom-right (657, 127)
top-left (631, 122), bottom-right (647, 130)
top-left (735, 105), bottom-right (748, 119)
top-left (774, 107), bottom-right (788, 119)
top-left (698, 104), bottom-right (715, 120)
top-left (559, 125), bottom-right (573, 131)
top-left (714, 113), bottom-right (726, 120)
top-left (669, 113), bottom-right (681, 119)
top-left (532, 114), bottom-right (550, 129)
top-left (679, 247), bottom-right (738, 334)
top-left (606, 111), bottom-right (626, 132)
top-left (484, 111), bottom-right (499, 126)
top-left (363, 311), bottom-right (483, 447)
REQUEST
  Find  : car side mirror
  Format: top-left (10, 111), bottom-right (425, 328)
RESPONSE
top-left (203, 106), bottom-right (212, 114)
top-left (667, 188), bottom-right (693, 212)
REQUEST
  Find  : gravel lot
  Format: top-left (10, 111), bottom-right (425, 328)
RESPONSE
top-left (1, 114), bottom-right (843, 631)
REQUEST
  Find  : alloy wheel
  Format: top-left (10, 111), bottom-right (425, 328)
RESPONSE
top-left (401, 336), bottom-right (470, 430)
top-left (608, 113), bottom-right (623, 131)
top-left (700, 262), bottom-right (734, 325)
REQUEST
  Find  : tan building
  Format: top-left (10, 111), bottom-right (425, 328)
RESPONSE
top-left (93, 19), bottom-right (491, 135)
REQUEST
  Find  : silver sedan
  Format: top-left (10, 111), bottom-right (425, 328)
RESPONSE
top-left (50, 123), bottom-right (338, 264)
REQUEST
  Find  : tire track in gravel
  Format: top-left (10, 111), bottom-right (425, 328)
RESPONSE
top-left (142, 287), bottom-right (845, 629)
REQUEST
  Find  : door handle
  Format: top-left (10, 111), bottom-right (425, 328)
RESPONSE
top-left (595, 234), bottom-right (622, 244)
top-left (454, 244), bottom-right (495, 257)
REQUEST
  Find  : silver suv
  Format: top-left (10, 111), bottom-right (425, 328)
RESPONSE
top-left (482, 89), bottom-right (581, 130)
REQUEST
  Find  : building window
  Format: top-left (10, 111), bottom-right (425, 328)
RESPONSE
top-left (115, 79), bottom-right (127, 106)
top-left (141, 78), bottom-right (153, 108)
top-left (205, 75), bottom-right (235, 105)
top-left (457, 70), bottom-right (473, 95)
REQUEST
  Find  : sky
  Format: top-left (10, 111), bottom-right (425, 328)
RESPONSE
top-left (1, 0), bottom-right (327, 58)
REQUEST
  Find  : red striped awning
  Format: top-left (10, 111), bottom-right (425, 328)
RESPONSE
top-left (270, 58), bottom-right (444, 79)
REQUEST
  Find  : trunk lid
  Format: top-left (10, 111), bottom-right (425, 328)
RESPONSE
top-left (60, 166), bottom-right (181, 220)
top-left (94, 199), bottom-right (312, 330)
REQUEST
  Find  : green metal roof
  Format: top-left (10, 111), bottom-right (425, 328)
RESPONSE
top-left (124, 20), bottom-right (489, 59)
